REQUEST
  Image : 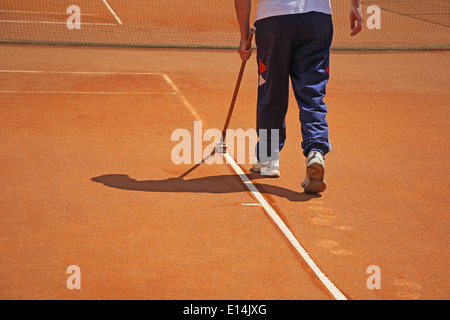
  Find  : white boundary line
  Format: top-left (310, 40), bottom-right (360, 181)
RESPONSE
top-left (161, 73), bottom-right (203, 122)
top-left (0, 70), bottom-right (170, 96)
top-left (161, 73), bottom-right (348, 301)
top-left (102, 0), bottom-right (123, 25)
top-left (0, 91), bottom-right (177, 95)
top-left (0, 70), bottom-right (158, 75)
top-left (0, 20), bottom-right (117, 26)
top-left (0, 9), bottom-right (97, 16)
top-left (223, 153), bottom-right (347, 300)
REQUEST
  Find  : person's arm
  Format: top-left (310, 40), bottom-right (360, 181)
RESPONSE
top-left (350, 0), bottom-right (364, 36)
top-left (234, 0), bottom-right (252, 61)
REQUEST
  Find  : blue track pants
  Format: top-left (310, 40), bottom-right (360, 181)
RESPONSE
top-left (254, 12), bottom-right (333, 161)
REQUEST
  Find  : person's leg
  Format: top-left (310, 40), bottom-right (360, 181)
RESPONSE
top-left (289, 12), bottom-right (333, 158)
top-left (254, 16), bottom-right (293, 165)
top-left (289, 12), bottom-right (333, 193)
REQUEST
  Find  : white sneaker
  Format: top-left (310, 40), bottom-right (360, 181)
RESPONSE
top-left (302, 151), bottom-right (326, 194)
top-left (251, 159), bottom-right (280, 178)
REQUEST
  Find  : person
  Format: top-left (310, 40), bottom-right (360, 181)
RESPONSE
top-left (234, 0), bottom-right (364, 193)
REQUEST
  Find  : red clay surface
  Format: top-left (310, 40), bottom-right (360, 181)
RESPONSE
top-left (0, 44), bottom-right (449, 300)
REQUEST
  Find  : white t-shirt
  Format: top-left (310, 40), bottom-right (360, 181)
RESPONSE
top-left (256, 0), bottom-right (332, 21)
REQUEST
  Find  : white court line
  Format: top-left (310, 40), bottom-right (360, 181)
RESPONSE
top-left (0, 70), bottom-right (172, 96)
top-left (224, 153), bottom-right (347, 300)
top-left (162, 73), bottom-right (348, 301)
top-left (161, 73), bottom-right (203, 122)
top-left (0, 70), bottom-right (159, 75)
top-left (102, 0), bottom-right (123, 25)
top-left (0, 20), bottom-right (117, 26)
top-left (0, 91), bottom-right (177, 95)
top-left (0, 9), bottom-right (97, 16)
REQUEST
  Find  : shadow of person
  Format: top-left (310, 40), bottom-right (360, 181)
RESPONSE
top-left (91, 173), bottom-right (320, 202)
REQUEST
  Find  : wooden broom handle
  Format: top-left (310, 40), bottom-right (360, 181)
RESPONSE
top-left (220, 28), bottom-right (256, 142)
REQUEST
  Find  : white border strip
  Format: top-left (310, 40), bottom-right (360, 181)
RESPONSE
top-left (0, 90), bottom-right (176, 95)
top-left (0, 19), bottom-right (117, 26)
top-left (161, 73), bottom-right (203, 122)
top-left (102, 0), bottom-right (123, 25)
top-left (162, 73), bottom-right (347, 300)
top-left (0, 70), bottom-right (158, 75)
top-left (0, 70), bottom-right (170, 96)
top-left (223, 153), bottom-right (347, 300)
top-left (0, 10), bottom-right (97, 16)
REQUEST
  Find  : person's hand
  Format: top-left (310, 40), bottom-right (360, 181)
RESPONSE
top-left (238, 39), bottom-right (252, 61)
top-left (350, 5), bottom-right (364, 36)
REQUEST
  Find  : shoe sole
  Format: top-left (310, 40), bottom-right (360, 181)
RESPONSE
top-left (307, 163), bottom-right (324, 180)
top-left (304, 163), bottom-right (326, 194)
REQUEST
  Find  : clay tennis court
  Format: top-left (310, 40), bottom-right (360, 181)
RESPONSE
top-left (0, 0), bottom-right (449, 300)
